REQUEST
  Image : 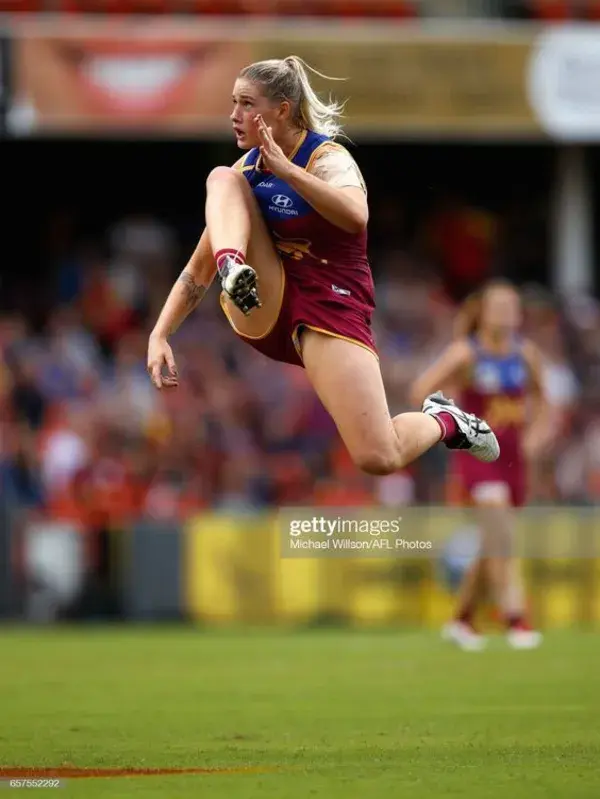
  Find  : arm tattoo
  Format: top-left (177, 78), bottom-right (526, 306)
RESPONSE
top-left (178, 271), bottom-right (207, 310)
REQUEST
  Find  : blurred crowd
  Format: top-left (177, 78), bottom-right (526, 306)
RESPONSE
top-left (7, 0), bottom-right (600, 20)
top-left (2, 190), bottom-right (599, 539)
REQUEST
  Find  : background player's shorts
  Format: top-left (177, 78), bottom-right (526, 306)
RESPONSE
top-left (223, 268), bottom-right (377, 368)
top-left (452, 450), bottom-right (526, 507)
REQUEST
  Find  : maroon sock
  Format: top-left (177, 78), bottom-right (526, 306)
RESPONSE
top-left (214, 248), bottom-right (246, 276)
top-left (457, 607), bottom-right (474, 625)
top-left (506, 613), bottom-right (527, 630)
top-left (433, 411), bottom-right (459, 442)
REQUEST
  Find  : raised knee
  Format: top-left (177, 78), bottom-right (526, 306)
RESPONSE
top-left (353, 449), bottom-right (398, 476)
top-left (206, 166), bottom-right (244, 189)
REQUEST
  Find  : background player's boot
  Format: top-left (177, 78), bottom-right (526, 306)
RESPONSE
top-left (220, 256), bottom-right (262, 316)
top-left (423, 391), bottom-right (500, 463)
top-left (442, 620), bottom-right (487, 652)
top-left (506, 621), bottom-right (543, 650)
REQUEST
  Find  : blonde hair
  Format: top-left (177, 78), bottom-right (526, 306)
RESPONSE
top-left (239, 55), bottom-right (346, 139)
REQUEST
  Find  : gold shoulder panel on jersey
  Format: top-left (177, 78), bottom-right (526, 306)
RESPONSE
top-left (304, 140), bottom-right (345, 175)
top-left (305, 141), bottom-right (367, 195)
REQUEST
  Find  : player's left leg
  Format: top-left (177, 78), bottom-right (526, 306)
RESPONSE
top-left (299, 330), bottom-right (499, 476)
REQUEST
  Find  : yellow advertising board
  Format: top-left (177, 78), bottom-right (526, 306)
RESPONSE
top-left (184, 509), bottom-right (600, 630)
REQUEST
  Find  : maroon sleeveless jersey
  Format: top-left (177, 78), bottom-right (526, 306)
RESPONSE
top-left (224, 129), bottom-right (377, 367)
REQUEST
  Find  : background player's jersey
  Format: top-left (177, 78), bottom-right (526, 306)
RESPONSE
top-left (239, 129), bottom-right (375, 313)
top-left (460, 336), bottom-right (529, 461)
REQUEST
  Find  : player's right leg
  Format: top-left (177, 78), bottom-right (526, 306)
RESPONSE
top-left (442, 558), bottom-right (488, 651)
top-left (205, 166), bottom-right (283, 333)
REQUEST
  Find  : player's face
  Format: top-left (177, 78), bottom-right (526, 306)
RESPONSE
top-left (481, 287), bottom-right (523, 334)
top-left (230, 78), bottom-right (288, 149)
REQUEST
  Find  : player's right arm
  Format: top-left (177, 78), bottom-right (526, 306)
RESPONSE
top-left (409, 339), bottom-right (474, 408)
top-left (148, 157), bottom-right (246, 389)
top-left (147, 230), bottom-right (216, 389)
top-left (151, 229), bottom-right (216, 340)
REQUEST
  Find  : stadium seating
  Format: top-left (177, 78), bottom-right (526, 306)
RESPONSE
top-left (2, 0), bottom-right (600, 16)
top-left (0, 0), bottom-right (417, 14)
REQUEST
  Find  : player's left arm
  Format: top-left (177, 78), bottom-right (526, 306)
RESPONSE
top-left (256, 117), bottom-right (367, 234)
top-left (522, 339), bottom-right (555, 458)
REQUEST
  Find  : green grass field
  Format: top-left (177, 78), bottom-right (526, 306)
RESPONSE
top-left (1, 626), bottom-right (598, 797)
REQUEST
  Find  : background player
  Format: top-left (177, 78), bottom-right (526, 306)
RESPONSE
top-left (147, 55), bottom-right (500, 480)
top-left (411, 280), bottom-right (552, 650)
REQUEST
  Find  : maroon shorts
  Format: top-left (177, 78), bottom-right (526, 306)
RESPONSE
top-left (220, 268), bottom-right (377, 367)
top-left (452, 450), bottom-right (526, 508)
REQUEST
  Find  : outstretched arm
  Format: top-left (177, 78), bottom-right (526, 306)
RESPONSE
top-left (147, 230), bottom-right (216, 389)
top-left (150, 229), bottom-right (216, 340)
top-left (409, 340), bottom-right (473, 408)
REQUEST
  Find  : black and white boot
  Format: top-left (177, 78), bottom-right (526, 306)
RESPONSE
top-left (422, 390), bottom-right (500, 463)
top-left (220, 255), bottom-right (262, 316)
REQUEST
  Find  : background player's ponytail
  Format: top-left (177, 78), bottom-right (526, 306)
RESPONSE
top-left (454, 292), bottom-right (482, 339)
top-left (240, 55), bottom-right (346, 140)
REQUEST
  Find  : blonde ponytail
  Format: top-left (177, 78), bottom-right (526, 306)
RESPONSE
top-left (239, 55), bottom-right (347, 140)
top-left (283, 55), bottom-right (346, 139)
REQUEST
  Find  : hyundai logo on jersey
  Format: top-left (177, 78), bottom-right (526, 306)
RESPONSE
top-left (272, 194), bottom-right (293, 208)
top-left (270, 194), bottom-right (298, 216)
